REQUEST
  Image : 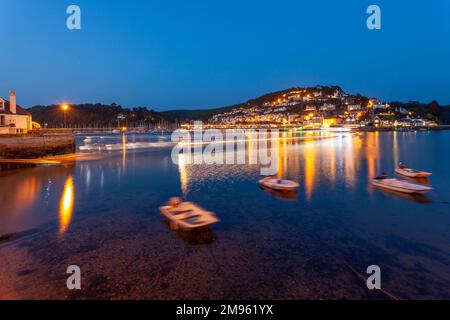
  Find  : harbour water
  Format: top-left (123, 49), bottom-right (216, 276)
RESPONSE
top-left (0, 131), bottom-right (449, 299)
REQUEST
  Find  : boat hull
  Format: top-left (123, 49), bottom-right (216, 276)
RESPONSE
top-left (159, 204), bottom-right (219, 231)
top-left (258, 179), bottom-right (299, 192)
top-left (395, 168), bottom-right (432, 178)
top-left (372, 180), bottom-right (431, 194)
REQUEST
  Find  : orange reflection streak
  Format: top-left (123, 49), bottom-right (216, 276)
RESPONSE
top-left (59, 176), bottom-right (74, 235)
top-left (328, 138), bottom-right (336, 183)
top-left (246, 131), bottom-right (253, 165)
top-left (122, 133), bottom-right (127, 174)
top-left (303, 141), bottom-right (316, 202)
top-left (393, 131), bottom-right (399, 166)
top-left (343, 135), bottom-right (356, 187)
top-left (178, 154), bottom-right (189, 196)
top-left (9, 176), bottom-right (40, 216)
top-left (277, 132), bottom-right (288, 178)
top-left (366, 132), bottom-right (381, 179)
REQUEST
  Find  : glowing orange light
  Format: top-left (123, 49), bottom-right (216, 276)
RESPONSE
top-left (59, 177), bottom-right (74, 235)
top-left (61, 104), bottom-right (70, 111)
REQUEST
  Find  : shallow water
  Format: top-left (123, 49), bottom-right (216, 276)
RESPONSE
top-left (0, 131), bottom-right (449, 299)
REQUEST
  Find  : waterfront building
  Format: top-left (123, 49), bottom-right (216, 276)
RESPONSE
top-left (0, 90), bottom-right (32, 134)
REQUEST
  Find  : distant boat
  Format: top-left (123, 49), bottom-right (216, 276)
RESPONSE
top-left (83, 136), bottom-right (93, 144)
top-left (258, 177), bottom-right (299, 192)
top-left (395, 162), bottom-right (432, 178)
top-left (159, 197), bottom-right (220, 231)
top-left (372, 175), bottom-right (432, 194)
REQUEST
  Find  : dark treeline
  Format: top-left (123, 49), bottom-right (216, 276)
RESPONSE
top-left (389, 100), bottom-right (450, 123)
top-left (28, 103), bottom-right (169, 129)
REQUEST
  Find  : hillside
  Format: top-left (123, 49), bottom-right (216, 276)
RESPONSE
top-left (27, 86), bottom-right (450, 127)
top-left (160, 86), bottom-right (350, 122)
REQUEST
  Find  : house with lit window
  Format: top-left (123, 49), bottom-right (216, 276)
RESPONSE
top-left (347, 104), bottom-right (364, 112)
top-left (319, 104), bottom-right (336, 111)
top-left (0, 90), bottom-right (32, 134)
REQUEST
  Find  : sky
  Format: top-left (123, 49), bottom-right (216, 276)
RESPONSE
top-left (0, 0), bottom-right (449, 110)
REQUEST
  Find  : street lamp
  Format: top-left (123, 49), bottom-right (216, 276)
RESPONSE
top-left (61, 104), bottom-right (70, 128)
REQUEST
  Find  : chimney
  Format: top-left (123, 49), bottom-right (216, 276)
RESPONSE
top-left (9, 90), bottom-right (16, 114)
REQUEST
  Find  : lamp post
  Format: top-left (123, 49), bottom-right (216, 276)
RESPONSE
top-left (61, 104), bottom-right (70, 128)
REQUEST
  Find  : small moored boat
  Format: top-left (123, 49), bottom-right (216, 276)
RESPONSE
top-left (395, 162), bottom-right (432, 178)
top-left (159, 198), bottom-right (220, 231)
top-left (258, 177), bottom-right (299, 192)
top-left (372, 175), bottom-right (432, 194)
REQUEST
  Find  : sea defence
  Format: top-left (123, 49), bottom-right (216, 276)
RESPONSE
top-left (0, 131), bottom-right (75, 159)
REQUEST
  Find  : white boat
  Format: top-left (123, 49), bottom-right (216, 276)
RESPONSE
top-left (395, 167), bottom-right (432, 178)
top-left (159, 198), bottom-right (220, 231)
top-left (258, 177), bottom-right (299, 192)
top-left (372, 176), bottom-right (432, 194)
top-left (83, 136), bottom-right (93, 144)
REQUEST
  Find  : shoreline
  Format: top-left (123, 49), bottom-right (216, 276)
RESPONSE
top-left (1, 126), bottom-right (448, 171)
top-left (0, 133), bottom-right (75, 160)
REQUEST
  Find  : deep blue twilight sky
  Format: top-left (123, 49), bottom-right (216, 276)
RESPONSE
top-left (0, 0), bottom-right (449, 110)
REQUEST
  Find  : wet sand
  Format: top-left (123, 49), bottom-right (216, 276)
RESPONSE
top-left (1, 203), bottom-right (448, 300)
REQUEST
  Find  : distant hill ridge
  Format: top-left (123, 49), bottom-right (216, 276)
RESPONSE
top-left (27, 86), bottom-right (450, 127)
top-left (162, 85), bottom-right (345, 120)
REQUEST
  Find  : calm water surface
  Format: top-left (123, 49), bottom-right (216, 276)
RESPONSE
top-left (0, 131), bottom-right (449, 299)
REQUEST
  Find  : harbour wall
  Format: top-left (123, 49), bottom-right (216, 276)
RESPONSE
top-left (0, 131), bottom-right (75, 159)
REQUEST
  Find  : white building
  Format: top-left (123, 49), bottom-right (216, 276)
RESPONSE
top-left (347, 104), bottom-right (364, 111)
top-left (373, 103), bottom-right (390, 110)
top-left (0, 90), bottom-right (32, 134)
top-left (319, 104), bottom-right (336, 111)
top-left (395, 107), bottom-right (408, 115)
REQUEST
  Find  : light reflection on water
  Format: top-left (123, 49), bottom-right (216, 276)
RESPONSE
top-left (0, 131), bottom-right (449, 299)
top-left (59, 176), bottom-right (74, 236)
top-left (0, 131), bottom-right (447, 235)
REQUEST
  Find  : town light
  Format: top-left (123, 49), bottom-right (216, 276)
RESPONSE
top-left (61, 104), bottom-right (69, 111)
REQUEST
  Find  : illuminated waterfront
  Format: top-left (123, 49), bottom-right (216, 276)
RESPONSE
top-left (0, 131), bottom-right (449, 299)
